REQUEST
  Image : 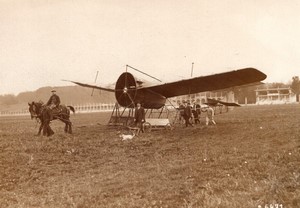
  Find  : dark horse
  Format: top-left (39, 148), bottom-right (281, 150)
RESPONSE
top-left (28, 101), bottom-right (75, 136)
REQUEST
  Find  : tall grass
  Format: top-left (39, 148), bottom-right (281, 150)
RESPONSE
top-left (0, 105), bottom-right (299, 207)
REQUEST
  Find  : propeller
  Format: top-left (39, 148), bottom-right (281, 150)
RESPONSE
top-left (115, 68), bottom-right (137, 108)
top-left (115, 65), bottom-right (162, 108)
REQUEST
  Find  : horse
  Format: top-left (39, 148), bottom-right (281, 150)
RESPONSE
top-left (28, 101), bottom-right (75, 136)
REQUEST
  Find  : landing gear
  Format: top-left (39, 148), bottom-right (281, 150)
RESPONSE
top-left (108, 103), bottom-right (134, 126)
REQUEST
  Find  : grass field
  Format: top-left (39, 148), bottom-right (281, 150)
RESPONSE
top-left (0, 104), bottom-right (299, 208)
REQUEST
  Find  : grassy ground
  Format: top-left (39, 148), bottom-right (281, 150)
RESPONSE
top-left (0, 105), bottom-right (299, 208)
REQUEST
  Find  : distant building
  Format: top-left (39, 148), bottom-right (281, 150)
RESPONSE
top-left (169, 90), bottom-right (235, 106)
top-left (255, 87), bottom-right (297, 105)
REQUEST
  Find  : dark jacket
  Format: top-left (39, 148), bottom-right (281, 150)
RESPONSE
top-left (195, 104), bottom-right (201, 115)
top-left (179, 104), bottom-right (185, 116)
top-left (184, 105), bottom-right (192, 118)
top-left (134, 107), bottom-right (145, 122)
top-left (46, 94), bottom-right (61, 106)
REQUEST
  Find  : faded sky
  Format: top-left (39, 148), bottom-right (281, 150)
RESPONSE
top-left (0, 0), bottom-right (300, 95)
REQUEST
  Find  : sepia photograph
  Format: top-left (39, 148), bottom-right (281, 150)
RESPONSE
top-left (0, 0), bottom-right (299, 207)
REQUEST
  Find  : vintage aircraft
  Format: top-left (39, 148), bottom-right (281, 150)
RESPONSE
top-left (66, 67), bottom-right (266, 109)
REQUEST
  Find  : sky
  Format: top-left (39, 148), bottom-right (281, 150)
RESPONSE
top-left (0, 0), bottom-right (300, 95)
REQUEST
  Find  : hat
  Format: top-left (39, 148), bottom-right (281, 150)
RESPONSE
top-left (51, 89), bottom-right (56, 92)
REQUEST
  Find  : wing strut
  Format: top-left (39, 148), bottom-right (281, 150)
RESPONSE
top-left (91, 70), bottom-right (99, 96)
top-left (126, 65), bottom-right (162, 82)
top-left (189, 62), bottom-right (194, 101)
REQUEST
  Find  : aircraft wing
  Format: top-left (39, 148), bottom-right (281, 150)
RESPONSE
top-left (63, 80), bottom-right (115, 92)
top-left (217, 100), bottom-right (241, 107)
top-left (206, 98), bottom-right (241, 107)
top-left (145, 68), bottom-right (266, 98)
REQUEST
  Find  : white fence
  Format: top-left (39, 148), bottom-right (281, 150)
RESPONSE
top-left (73, 103), bottom-right (115, 113)
top-left (0, 109), bottom-right (30, 117)
top-left (0, 103), bottom-right (116, 117)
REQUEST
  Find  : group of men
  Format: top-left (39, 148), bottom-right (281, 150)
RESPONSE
top-left (180, 101), bottom-right (216, 127)
top-left (46, 89), bottom-right (215, 130)
top-left (133, 100), bottom-right (216, 134)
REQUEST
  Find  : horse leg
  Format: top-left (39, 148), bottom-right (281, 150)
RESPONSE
top-left (43, 121), bottom-right (48, 136)
top-left (65, 122), bottom-right (72, 134)
top-left (65, 117), bottom-right (72, 134)
top-left (64, 121), bottom-right (68, 133)
top-left (62, 117), bottom-right (72, 134)
top-left (47, 125), bottom-right (54, 136)
top-left (36, 123), bottom-right (43, 136)
top-left (68, 122), bottom-right (72, 134)
top-left (42, 119), bottom-right (54, 137)
top-left (46, 110), bottom-right (54, 136)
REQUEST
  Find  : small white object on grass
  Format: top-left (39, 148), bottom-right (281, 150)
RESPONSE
top-left (117, 131), bottom-right (135, 141)
top-left (120, 133), bottom-right (135, 141)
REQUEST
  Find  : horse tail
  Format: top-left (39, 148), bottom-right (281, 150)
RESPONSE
top-left (67, 106), bottom-right (75, 114)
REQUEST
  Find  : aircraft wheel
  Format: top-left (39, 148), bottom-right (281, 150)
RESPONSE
top-left (165, 123), bottom-right (172, 130)
top-left (143, 122), bottom-right (152, 133)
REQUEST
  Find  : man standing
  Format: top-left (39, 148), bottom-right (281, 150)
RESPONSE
top-left (178, 102), bottom-right (185, 124)
top-left (134, 102), bottom-right (145, 132)
top-left (192, 102), bottom-right (201, 124)
top-left (46, 89), bottom-right (61, 120)
top-left (204, 106), bottom-right (216, 125)
top-left (183, 102), bottom-right (193, 127)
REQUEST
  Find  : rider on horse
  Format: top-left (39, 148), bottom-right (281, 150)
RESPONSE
top-left (46, 89), bottom-right (61, 120)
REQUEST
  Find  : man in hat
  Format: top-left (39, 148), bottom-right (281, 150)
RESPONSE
top-left (46, 89), bottom-right (61, 120)
top-left (178, 102), bottom-right (185, 124)
top-left (183, 101), bottom-right (193, 127)
top-left (134, 102), bottom-right (145, 132)
top-left (192, 101), bottom-right (201, 124)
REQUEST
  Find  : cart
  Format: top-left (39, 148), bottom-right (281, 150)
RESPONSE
top-left (143, 118), bottom-right (172, 132)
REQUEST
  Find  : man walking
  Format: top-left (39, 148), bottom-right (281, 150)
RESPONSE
top-left (204, 105), bottom-right (216, 125)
